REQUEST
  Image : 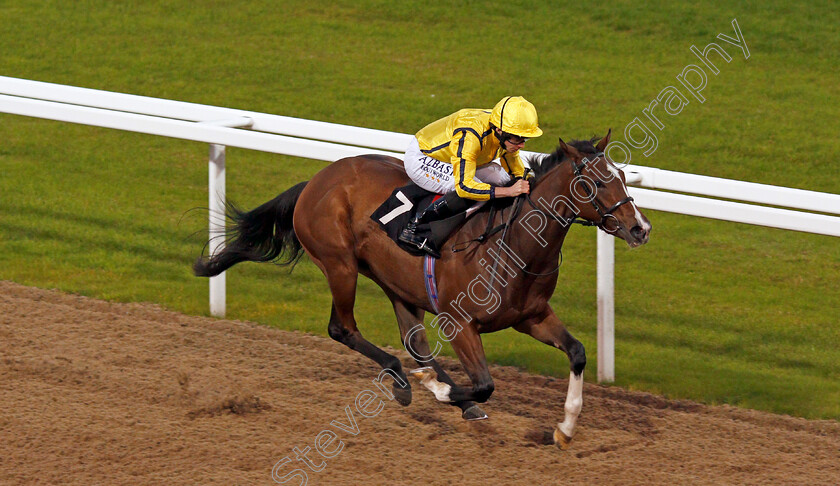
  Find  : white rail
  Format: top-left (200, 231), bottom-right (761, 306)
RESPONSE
top-left (2, 76), bottom-right (838, 384)
top-left (0, 94), bottom-right (401, 161)
top-left (624, 165), bottom-right (840, 216)
top-left (0, 76), bottom-right (411, 152)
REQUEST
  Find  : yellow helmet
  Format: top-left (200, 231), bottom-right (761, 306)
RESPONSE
top-left (489, 96), bottom-right (543, 138)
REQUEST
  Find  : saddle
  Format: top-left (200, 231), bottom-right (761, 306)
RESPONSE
top-left (371, 184), bottom-right (470, 256)
top-left (371, 183), bottom-right (521, 257)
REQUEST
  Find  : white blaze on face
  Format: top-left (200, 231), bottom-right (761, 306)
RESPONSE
top-left (607, 160), bottom-right (650, 233)
top-left (633, 205), bottom-right (651, 233)
top-left (605, 161), bottom-right (622, 181)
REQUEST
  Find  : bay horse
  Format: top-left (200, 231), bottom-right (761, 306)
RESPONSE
top-left (193, 130), bottom-right (651, 449)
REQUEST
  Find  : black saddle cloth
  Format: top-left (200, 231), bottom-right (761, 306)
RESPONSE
top-left (371, 182), bottom-right (521, 256)
top-left (370, 184), bottom-right (463, 256)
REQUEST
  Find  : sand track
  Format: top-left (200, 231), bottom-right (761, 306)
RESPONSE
top-left (1, 281), bottom-right (838, 485)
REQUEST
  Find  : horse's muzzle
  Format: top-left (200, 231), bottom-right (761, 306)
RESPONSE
top-left (626, 224), bottom-right (650, 248)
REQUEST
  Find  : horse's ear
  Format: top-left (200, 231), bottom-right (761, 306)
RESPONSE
top-left (596, 128), bottom-right (612, 152)
top-left (558, 137), bottom-right (582, 159)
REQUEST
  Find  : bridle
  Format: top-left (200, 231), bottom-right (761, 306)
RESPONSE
top-left (526, 152), bottom-right (634, 233)
top-left (453, 151), bottom-right (636, 284)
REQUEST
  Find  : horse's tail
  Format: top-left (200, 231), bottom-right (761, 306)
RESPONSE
top-left (193, 181), bottom-right (308, 277)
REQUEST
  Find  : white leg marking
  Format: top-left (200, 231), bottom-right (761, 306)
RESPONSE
top-left (558, 372), bottom-right (583, 438)
top-left (410, 367), bottom-right (452, 402)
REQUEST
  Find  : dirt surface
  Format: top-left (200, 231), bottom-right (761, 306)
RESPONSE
top-left (2, 281), bottom-right (839, 485)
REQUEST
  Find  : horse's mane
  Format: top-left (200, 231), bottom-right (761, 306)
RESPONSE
top-left (463, 138), bottom-right (602, 221)
top-left (528, 138), bottom-right (600, 182)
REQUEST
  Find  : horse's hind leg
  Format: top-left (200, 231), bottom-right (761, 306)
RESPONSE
top-left (318, 257), bottom-right (412, 406)
top-left (388, 296), bottom-right (486, 420)
top-left (405, 318), bottom-right (497, 407)
top-left (514, 309), bottom-right (586, 450)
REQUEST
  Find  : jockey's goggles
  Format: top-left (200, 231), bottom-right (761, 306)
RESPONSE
top-left (504, 133), bottom-right (528, 145)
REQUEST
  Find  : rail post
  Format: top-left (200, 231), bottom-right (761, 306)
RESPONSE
top-left (208, 143), bottom-right (226, 317)
top-left (597, 230), bottom-right (615, 382)
top-left (201, 117), bottom-right (254, 317)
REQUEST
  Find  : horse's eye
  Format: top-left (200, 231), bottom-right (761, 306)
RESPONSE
top-left (594, 180), bottom-right (605, 188)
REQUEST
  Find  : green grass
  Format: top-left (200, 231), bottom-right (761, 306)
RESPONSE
top-left (1, 0), bottom-right (839, 420)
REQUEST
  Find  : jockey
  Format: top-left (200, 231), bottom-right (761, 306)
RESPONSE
top-left (399, 96), bottom-right (543, 257)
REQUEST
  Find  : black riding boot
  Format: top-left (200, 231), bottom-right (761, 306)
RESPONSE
top-left (399, 192), bottom-right (473, 258)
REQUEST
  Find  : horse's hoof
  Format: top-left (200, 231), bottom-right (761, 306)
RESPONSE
top-left (553, 427), bottom-right (573, 450)
top-left (392, 385), bottom-right (412, 406)
top-left (462, 405), bottom-right (488, 421)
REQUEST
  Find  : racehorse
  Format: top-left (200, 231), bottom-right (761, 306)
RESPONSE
top-left (193, 130), bottom-right (651, 449)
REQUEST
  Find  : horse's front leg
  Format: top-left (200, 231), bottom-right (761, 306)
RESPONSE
top-left (515, 310), bottom-right (586, 450)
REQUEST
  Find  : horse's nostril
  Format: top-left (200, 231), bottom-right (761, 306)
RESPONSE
top-left (631, 226), bottom-right (645, 239)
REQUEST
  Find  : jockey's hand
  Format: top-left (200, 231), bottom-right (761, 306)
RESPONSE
top-left (510, 178), bottom-right (530, 196)
top-left (496, 179), bottom-right (530, 198)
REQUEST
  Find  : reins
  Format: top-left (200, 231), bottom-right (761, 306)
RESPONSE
top-left (450, 194), bottom-right (524, 253)
top-left (451, 191), bottom-right (564, 288)
top-left (487, 194), bottom-right (527, 288)
top-left (523, 192), bottom-right (597, 228)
